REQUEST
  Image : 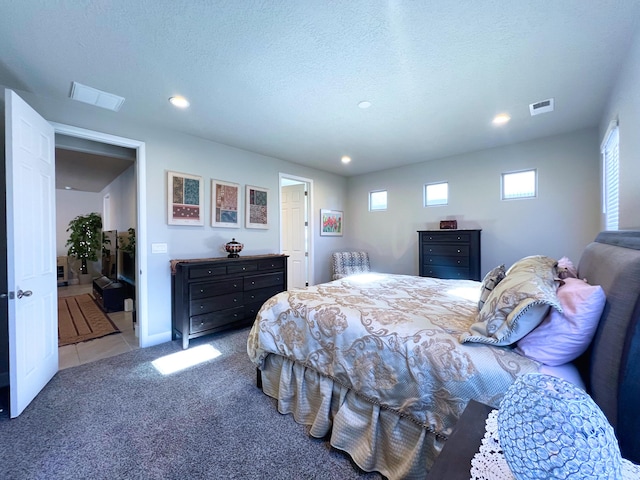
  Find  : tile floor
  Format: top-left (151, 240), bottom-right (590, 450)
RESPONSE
top-left (58, 283), bottom-right (139, 370)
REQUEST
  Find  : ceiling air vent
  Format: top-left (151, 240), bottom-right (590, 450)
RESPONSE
top-left (70, 81), bottom-right (125, 112)
top-left (529, 98), bottom-right (554, 116)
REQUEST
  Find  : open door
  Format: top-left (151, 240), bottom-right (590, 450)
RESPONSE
top-left (5, 89), bottom-right (58, 417)
top-left (281, 181), bottom-right (308, 289)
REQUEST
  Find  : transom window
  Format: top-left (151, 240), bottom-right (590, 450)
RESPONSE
top-left (501, 170), bottom-right (537, 200)
top-left (424, 182), bottom-right (448, 206)
top-left (369, 190), bottom-right (387, 211)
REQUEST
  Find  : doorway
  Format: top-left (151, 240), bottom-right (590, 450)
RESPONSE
top-left (51, 123), bottom-right (148, 353)
top-left (280, 173), bottom-right (313, 288)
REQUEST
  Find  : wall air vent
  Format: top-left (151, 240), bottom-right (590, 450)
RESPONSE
top-left (529, 98), bottom-right (554, 116)
top-left (70, 81), bottom-right (125, 112)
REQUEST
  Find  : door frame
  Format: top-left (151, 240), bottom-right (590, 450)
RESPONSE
top-left (50, 123), bottom-right (149, 347)
top-left (279, 173), bottom-right (314, 286)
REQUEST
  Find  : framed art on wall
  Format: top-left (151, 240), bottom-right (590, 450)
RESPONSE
top-left (211, 179), bottom-right (240, 228)
top-left (167, 171), bottom-right (204, 226)
top-left (245, 185), bottom-right (269, 229)
top-left (320, 209), bottom-right (343, 236)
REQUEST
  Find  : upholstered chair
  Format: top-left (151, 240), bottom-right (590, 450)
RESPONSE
top-left (331, 251), bottom-right (371, 280)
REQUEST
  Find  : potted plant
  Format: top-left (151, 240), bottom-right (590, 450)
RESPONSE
top-left (65, 212), bottom-right (102, 282)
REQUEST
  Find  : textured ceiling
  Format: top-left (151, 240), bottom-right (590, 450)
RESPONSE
top-left (1, 1), bottom-right (639, 177)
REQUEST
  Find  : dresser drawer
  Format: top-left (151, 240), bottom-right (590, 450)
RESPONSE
top-left (244, 285), bottom-right (282, 305)
top-left (420, 233), bottom-right (471, 243)
top-left (228, 262), bottom-right (258, 274)
top-left (423, 255), bottom-right (470, 268)
top-left (258, 257), bottom-right (286, 270)
top-left (190, 292), bottom-right (243, 315)
top-left (244, 272), bottom-right (285, 291)
top-left (422, 266), bottom-right (470, 279)
top-left (189, 265), bottom-right (227, 279)
top-left (421, 244), bottom-right (469, 257)
top-left (190, 307), bottom-right (245, 334)
top-left (190, 279), bottom-right (242, 300)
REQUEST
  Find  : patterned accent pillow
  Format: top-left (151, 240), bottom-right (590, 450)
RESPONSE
top-left (461, 256), bottom-right (561, 346)
top-left (478, 264), bottom-right (506, 311)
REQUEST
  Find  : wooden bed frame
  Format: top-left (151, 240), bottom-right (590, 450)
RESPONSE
top-left (254, 230), bottom-right (640, 469)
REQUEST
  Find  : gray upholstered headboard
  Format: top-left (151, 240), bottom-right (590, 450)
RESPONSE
top-left (576, 231), bottom-right (640, 463)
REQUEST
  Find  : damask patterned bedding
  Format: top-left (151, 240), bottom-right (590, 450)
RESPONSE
top-left (247, 273), bottom-right (540, 478)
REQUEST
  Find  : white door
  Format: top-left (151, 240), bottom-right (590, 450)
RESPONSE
top-left (281, 184), bottom-right (307, 289)
top-left (5, 89), bottom-right (58, 417)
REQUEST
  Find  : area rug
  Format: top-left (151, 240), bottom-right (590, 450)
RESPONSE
top-left (58, 293), bottom-right (120, 346)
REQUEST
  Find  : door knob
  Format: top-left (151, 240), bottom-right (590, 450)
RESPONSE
top-left (17, 290), bottom-right (32, 299)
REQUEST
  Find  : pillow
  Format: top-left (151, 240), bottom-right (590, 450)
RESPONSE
top-left (460, 255), bottom-right (561, 346)
top-left (477, 264), bottom-right (506, 311)
top-left (515, 277), bottom-right (605, 366)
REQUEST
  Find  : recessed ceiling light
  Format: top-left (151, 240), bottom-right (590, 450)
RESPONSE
top-left (169, 96), bottom-right (190, 108)
top-left (64, 186), bottom-right (73, 190)
top-left (341, 156), bottom-right (352, 164)
top-left (492, 113), bottom-right (511, 125)
top-left (358, 101), bottom-right (372, 109)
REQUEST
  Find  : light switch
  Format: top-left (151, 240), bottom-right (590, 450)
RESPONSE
top-left (151, 243), bottom-right (168, 254)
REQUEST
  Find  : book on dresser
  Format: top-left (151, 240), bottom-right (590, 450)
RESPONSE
top-left (171, 254), bottom-right (288, 349)
top-left (418, 229), bottom-right (481, 281)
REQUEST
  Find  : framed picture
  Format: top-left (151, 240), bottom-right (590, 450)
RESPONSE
top-left (211, 179), bottom-right (240, 228)
top-left (167, 171), bottom-right (204, 226)
top-left (320, 209), bottom-right (343, 236)
top-left (245, 185), bottom-right (269, 229)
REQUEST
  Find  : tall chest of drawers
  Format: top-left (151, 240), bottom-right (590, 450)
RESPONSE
top-left (172, 254), bottom-right (288, 349)
top-left (418, 230), bottom-right (481, 281)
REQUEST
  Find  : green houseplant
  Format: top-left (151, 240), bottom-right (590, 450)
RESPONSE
top-left (65, 212), bottom-right (103, 275)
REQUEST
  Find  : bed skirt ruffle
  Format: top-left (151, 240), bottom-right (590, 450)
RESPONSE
top-left (261, 354), bottom-right (444, 479)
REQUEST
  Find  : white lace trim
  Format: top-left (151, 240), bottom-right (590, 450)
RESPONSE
top-left (470, 410), bottom-right (640, 480)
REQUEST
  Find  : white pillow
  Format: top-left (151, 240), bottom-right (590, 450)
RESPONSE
top-left (515, 278), bottom-right (606, 366)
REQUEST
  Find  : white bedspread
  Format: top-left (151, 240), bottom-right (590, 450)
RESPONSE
top-left (248, 273), bottom-right (539, 437)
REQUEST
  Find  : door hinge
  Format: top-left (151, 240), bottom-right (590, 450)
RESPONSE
top-left (304, 191), bottom-right (308, 196)
top-left (305, 221), bottom-right (308, 227)
top-left (305, 282), bottom-right (309, 287)
top-left (305, 252), bottom-right (309, 257)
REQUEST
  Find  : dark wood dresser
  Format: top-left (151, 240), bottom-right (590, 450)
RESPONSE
top-left (171, 254), bottom-right (288, 349)
top-left (418, 230), bottom-right (481, 281)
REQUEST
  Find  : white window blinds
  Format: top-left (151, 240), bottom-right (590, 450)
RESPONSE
top-left (602, 125), bottom-right (619, 231)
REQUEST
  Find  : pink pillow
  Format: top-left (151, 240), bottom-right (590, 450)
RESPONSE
top-left (515, 278), bottom-right (605, 366)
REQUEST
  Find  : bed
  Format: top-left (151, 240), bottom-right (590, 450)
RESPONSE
top-left (247, 231), bottom-right (640, 479)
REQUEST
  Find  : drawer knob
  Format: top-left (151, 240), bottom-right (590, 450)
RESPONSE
top-left (457, 260), bottom-right (461, 264)
top-left (200, 321), bottom-right (204, 326)
top-left (233, 298), bottom-right (237, 302)
top-left (429, 236), bottom-right (433, 240)
top-left (233, 284), bottom-right (237, 288)
top-left (242, 267), bottom-right (246, 271)
top-left (251, 281), bottom-right (255, 285)
top-left (429, 248), bottom-right (433, 252)
top-left (200, 289), bottom-right (204, 293)
top-left (457, 236), bottom-right (461, 240)
top-left (457, 249), bottom-right (461, 253)
top-left (276, 277), bottom-right (280, 281)
top-left (200, 305), bottom-right (204, 309)
top-left (208, 270), bottom-right (212, 274)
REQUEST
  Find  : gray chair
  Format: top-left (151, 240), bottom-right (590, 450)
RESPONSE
top-left (331, 251), bottom-right (371, 280)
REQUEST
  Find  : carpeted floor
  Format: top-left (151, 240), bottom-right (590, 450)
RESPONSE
top-left (0, 327), bottom-right (385, 480)
top-left (58, 293), bottom-right (120, 346)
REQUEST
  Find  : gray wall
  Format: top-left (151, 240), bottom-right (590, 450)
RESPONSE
top-left (600, 29), bottom-right (640, 229)
top-left (346, 128), bottom-right (601, 276)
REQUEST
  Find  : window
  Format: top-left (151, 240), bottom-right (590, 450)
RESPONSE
top-left (369, 190), bottom-right (387, 211)
top-left (501, 169), bottom-right (536, 200)
top-left (425, 182), bottom-right (448, 206)
top-left (602, 122), bottom-right (619, 231)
